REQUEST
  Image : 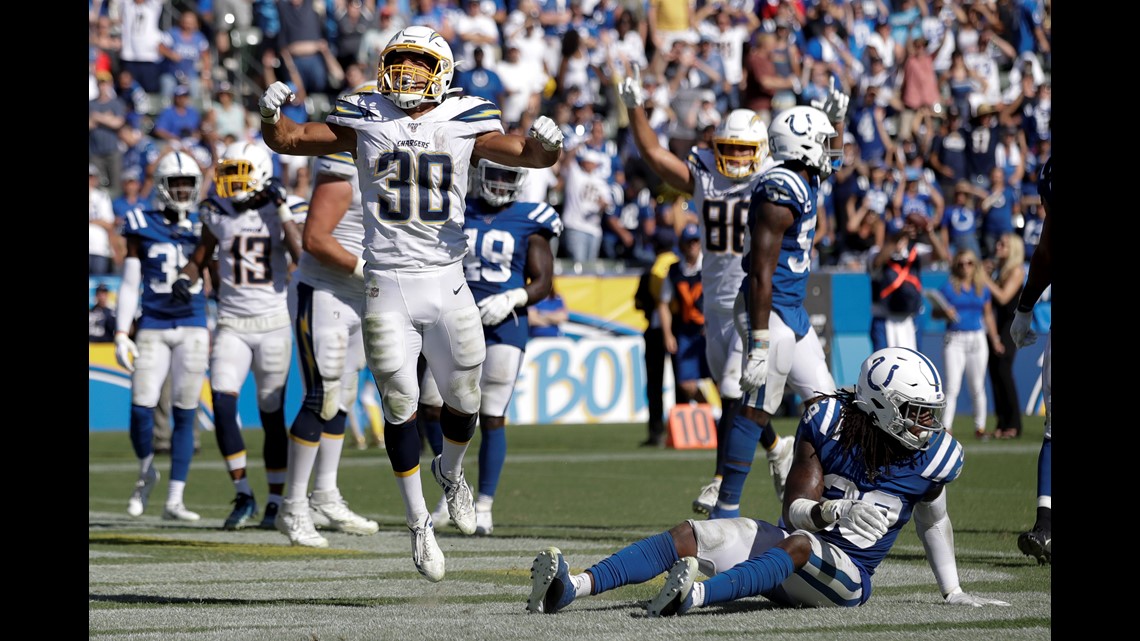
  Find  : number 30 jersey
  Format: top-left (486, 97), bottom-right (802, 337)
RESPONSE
top-left (327, 91), bottom-right (504, 270)
top-left (687, 147), bottom-right (776, 312)
top-left (463, 199), bottom-right (561, 348)
top-left (198, 191), bottom-right (292, 320)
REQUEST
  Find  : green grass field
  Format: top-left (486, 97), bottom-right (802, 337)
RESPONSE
top-left (89, 419), bottom-right (1051, 640)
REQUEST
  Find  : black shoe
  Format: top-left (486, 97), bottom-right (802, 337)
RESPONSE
top-left (639, 436), bottom-right (664, 448)
top-left (257, 501), bottom-right (280, 530)
top-left (1017, 525), bottom-right (1051, 564)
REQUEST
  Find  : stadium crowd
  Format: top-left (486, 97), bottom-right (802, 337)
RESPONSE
top-left (90, 0), bottom-right (1050, 276)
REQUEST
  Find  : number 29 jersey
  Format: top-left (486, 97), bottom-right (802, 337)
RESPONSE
top-left (799, 397), bottom-right (964, 582)
top-left (326, 91), bottom-right (504, 271)
top-left (462, 199), bottom-right (561, 348)
top-left (687, 147), bottom-right (776, 312)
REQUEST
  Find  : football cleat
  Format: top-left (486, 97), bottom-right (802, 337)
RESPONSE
top-left (127, 466), bottom-right (160, 517)
top-left (409, 514), bottom-right (445, 582)
top-left (527, 547), bottom-right (576, 614)
top-left (162, 502), bottom-right (201, 522)
top-left (692, 479), bottom-right (721, 515)
top-left (309, 488), bottom-right (379, 535)
top-left (767, 436), bottom-right (794, 503)
top-left (1017, 525), bottom-right (1051, 565)
top-left (258, 501), bottom-right (280, 530)
top-left (474, 505), bottom-right (493, 536)
top-left (276, 500), bottom-right (329, 548)
top-left (431, 456), bottom-right (476, 535)
top-left (647, 556), bottom-right (699, 617)
top-left (223, 493), bottom-right (258, 531)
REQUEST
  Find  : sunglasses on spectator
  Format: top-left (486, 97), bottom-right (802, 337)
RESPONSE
top-left (956, 260), bottom-right (975, 267)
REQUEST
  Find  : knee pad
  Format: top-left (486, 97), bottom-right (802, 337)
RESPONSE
top-left (447, 366), bottom-right (483, 416)
top-left (444, 305), bottom-right (487, 369)
top-left (209, 330), bottom-right (247, 394)
top-left (172, 331), bottom-right (210, 409)
top-left (315, 328), bottom-right (348, 421)
top-left (480, 345), bottom-right (522, 417)
top-left (378, 375), bottom-right (418, 425)
top-left (690, 517), bottom-right (760, 576)
top-left (364, 312), bottom-right (407, 376)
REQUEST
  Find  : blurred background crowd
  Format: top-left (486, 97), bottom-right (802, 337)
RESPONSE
top-left (90, 0), bottom-right (1050, 276)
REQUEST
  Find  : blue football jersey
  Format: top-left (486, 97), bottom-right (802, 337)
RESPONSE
top-left (741, 166), bottom-right (820, 336)
top-left (122, 208), bottom-right (208, 329)
top-left (462, 200), bottom-right (562, 348)
top-left (798, 397), bottom-right (964, 586)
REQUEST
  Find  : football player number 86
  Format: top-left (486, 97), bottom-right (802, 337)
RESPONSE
top-left (374, 149), bottom-right (454, 224)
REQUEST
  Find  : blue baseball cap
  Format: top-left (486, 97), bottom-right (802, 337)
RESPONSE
top-left (681, 224), bottom-right (701, 243)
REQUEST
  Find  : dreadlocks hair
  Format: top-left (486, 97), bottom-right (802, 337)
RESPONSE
top-left (807, 389), bottom-right (915, 483)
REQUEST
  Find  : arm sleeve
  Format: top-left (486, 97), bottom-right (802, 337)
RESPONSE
top-left (115, 257), bottom-right (142, 335)
top-left (912, 488), bottom-right (961, 597)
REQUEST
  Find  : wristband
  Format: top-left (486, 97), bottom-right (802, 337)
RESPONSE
top-left (261, 110), bottom-right (281, 125)
top-left (352, 257), bottom-right (366, 280)
top-left (750, 329), bottom-right (770, 351)
top-left (787, 498), bottom-right (820, 531)
top-left (1016, 303), bottom-right (1034, 314)
top-left (277, 203), bottom-right (294, 224)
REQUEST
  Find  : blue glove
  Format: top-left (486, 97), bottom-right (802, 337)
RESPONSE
top-left (171, 274), bottom-right (193, 304)
top-left (263, 176), bottom-right (288, 206)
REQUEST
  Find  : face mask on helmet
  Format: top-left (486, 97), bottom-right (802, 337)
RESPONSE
top-left (215, 143), bottom-right (272, 202)
top-left (155, 151), bottom-right (202, 219)
top-left (854, 347), bottom-right (947, 451)
top-left (714, 110), bottom-right (769, 180)
top-left (477, 160), bottom-right (526, 206)
top-left (378, 27), bottom-right (455, 109)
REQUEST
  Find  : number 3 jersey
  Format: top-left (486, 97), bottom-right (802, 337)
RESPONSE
top-left (327, 91), bottom-right (504, 270)
top-left (687, 147), bottom-right (776, 313)
top-left (463, 199), bottom-right (561, 348)
top-left (197, 189), bottom-right (292, 321)
top-left (799, 396), bottom-right (964, 578)
top-left (122, 209), bottom-right (208, 329)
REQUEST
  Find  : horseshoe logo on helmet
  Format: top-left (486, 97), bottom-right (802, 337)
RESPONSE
top-left (866, 356), bottom-right (897, 392)
top-left (787, 112), bottom-right (812, 136)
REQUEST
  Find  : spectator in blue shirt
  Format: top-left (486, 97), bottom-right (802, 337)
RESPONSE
top-left (529, 286), bottom-right (569, 339)
top-left (152, 85), bottom-right (202, 144)
top-left (455, 46), bottom-right (505, 106)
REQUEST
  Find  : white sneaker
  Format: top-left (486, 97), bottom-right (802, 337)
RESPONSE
top-left (276, 500), bottom-right (329, 548)
top-left (474, 504), bottom-right (493, 536)
top-left (767, 436), bottom-right (795, 503)
top-left (409, 514), bottom-right (445, 582)
top-left (161, 502), bottom-right (201, 522)
top-left (431, 456), bottom-right (476, 535)
top-left (127, 466), bottom-right (159, 517)
top-left (647, 556), bottom-right (699, 617)
top-left (692, 479), bottom-right (721, 515)
top-left (309, 488), bottom-right (379, 535)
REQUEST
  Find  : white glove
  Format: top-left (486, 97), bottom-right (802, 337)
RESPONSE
top-left (258, 81), bottom-right (295, 124)
top-left (529, 115), bottom-right (564, 152)
top-left (944, 587), bottom-right (1011, 607)
top-left (115, 332), bottom-right (139, 373)
top-left (810, 77), bottom-right (850, 124)
top-left (739, 330), bottom-right (770, 393)
top-left (1009, 309), bottom-right (1036, 347)
top-left (618, 64), bottom-right (645, 109)
top-left (822, 499), bottom-right (890, 542)
top-left (477, 288), bottom-right (529, 326)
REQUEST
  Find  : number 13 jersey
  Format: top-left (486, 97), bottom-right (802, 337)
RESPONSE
top-left (327, 91), bottom-right (504, 270)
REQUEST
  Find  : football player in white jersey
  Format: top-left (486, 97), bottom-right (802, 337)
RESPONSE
top-left (258, 26), bottom-right (563, 580)
top-left (618, 67), bottom-right (793, 517)
top-left (175, 142), bottom-right (303, 531)
top-left (278, 138), bottom-right (382, 548)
